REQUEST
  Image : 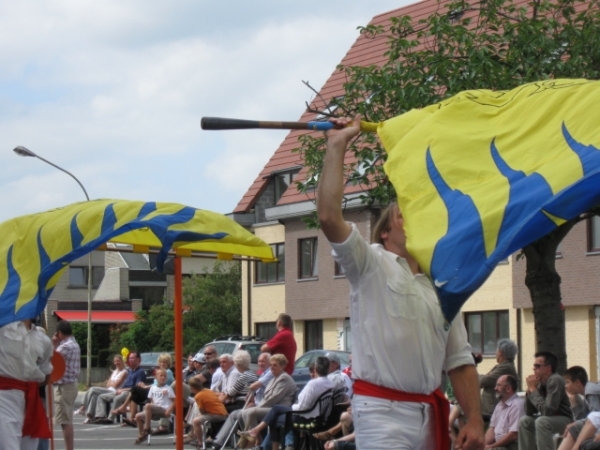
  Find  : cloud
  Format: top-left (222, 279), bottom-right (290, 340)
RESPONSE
top-left (0, 0), bottom-right (409, 223)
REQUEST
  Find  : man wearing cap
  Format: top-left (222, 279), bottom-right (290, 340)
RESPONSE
top-left (192, 353), bottom-right (212, 388)
top-left (326, 352), bottom-right (350, 403)
top-left (317, 116), bottom-right (483, 450)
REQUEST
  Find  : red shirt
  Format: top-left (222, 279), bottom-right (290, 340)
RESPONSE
top-left (267, 328), bottom-right (297, 374)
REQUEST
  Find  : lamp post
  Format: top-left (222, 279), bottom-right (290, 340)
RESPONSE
top-left (14, 145), bottom-right (94, 387)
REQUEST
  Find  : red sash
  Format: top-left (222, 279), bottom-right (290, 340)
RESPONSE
top-left (353, 379), bottom-right (450, 450)
top-left (0, 376), bottom-right (51, 439)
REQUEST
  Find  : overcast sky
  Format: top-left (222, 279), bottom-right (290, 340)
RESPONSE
top-left (0, 1), bottom-right (412, 223)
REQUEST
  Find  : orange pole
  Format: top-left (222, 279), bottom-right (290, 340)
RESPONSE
top-left (47, 384), bottom-right (54, 450)
top-left (174, 256), bottom-right (184, 450)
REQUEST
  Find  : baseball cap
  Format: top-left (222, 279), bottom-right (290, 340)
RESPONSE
top-left (325, 352), bottom-right (341, 365)
top-left (193, 353), bottom-right (206, 364)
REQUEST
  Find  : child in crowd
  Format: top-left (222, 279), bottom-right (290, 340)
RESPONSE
top-left (133, 368), bottom-right (175, 445)
top-left (187, 376), bottom-right (228, 447)
top-left (558, 366), bottom-right (600, 450)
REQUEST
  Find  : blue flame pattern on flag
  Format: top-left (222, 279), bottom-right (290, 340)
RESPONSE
top-left (375, 79), bottom-right (600, 322)
top-left (0, 200), bottom-right (274, 327)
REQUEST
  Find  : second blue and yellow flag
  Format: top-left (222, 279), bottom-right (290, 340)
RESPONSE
top-left (373, 79), bottom-right (600, 322)
top-left (0, 200), bottom-right (275, 327)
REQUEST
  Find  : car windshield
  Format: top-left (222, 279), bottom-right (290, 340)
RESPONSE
top-left (140, 353), bottom-right (160, 365)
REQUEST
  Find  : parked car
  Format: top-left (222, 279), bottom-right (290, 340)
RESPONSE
top-left (197, 335), bottom-right (265, 371)
top-left (139, 351), bottom-right (185, 385)
top-left (291, 349), bottom-right (351, 391)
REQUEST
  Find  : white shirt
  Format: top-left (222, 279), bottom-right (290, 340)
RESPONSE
top-left (148, 384), bottom-right (175, 409)
top-left (211, 368), bottom-right (224, 391)
top-left (293, 376), bottom-right (334, 418)
top-left (223, 366), bottom-right (240, 393)
top-left (328, 370), bottom-right (348, 400)
top-left (330, 224), bottom-right (473, 394)
top-left (107, 368), bottom-right (128, 392)
top-left (0, 321), bottom-right (53, 382)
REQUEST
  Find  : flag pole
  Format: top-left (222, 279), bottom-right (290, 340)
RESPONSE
top-left (174, 255), bottom-right (184, 450)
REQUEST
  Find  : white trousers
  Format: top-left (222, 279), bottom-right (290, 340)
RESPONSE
top-left (353, 394), bottom-right (435, 450)
top-left (0, 390), bottom-right (39, 450)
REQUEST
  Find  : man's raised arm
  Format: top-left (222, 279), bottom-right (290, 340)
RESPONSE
top-left (316, 116), bottom-right (360, 243)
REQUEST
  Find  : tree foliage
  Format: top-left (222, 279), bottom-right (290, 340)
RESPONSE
top-left (295, 0), bottom-right (600, 373)
top-left (109, 261), bottom-right (242, 356)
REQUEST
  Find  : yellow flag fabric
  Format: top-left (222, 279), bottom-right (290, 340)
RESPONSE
top-left (374, 79), bottom-right (600, 322)
top-left (0, 199), bottom-right (274, 326)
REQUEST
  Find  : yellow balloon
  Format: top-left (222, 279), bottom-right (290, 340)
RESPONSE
top-left (121, 347), bottom-right (130, 360)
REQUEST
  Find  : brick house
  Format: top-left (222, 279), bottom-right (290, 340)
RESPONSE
top-left (230, 0), bottom-right (600, 385)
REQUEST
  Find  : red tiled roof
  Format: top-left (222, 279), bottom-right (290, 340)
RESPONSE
top-left (233, 0), bottom-right (542, 212)
top-left (232, 3), bottom-right (418, 213)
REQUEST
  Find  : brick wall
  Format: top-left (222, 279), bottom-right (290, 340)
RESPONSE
top-left (285, 209), bottom-right (376, 321)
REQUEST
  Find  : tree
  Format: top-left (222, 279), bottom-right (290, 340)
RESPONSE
top-left (109, 261), bottom-right (243, 356)
top-left (295, 0), bottom-right (600, 373)
top-left (181, 261), bottom-right (243, 354)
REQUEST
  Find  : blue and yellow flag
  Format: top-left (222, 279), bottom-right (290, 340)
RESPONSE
top-left (0, 199), bottom-right (274, 327)
top-left (373, 79), bottom-right (600, 322)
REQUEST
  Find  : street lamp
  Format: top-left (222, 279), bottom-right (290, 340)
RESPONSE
top-left (14, 145), bottom-right (94, 387)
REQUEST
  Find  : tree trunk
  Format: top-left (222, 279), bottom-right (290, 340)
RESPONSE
top-left (522, 220), bottom-right (576, 375)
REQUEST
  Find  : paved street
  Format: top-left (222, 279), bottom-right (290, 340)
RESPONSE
top-left (50, 414), bottom-right (178, 450)
top-left (47, 395), bottom-right (236, 450)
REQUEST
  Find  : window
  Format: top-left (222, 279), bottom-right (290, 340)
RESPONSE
top-left (588, 216), bottom-right (600, 252)
top-left (299, 238), bottom-right (318, 279)
top-left (255, 322), bottom-right (277, 341)
top-left (255, 243), bottom-right (285, 284)
top-left (464, 310), bottom-right (509, 355)
top-left (273, 171), bottom-right (298, 203)
top-left (304, 320), bottom-right (323, 351)
top-left (69, 266), bottom-right (103, 288)
top-left (343, 318), bottom-right (352, 351)
top-left (334, 261), bottom-right (345, 277)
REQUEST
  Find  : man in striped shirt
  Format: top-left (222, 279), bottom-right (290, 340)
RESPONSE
top-left (52, 320), bottom-right (81, 450)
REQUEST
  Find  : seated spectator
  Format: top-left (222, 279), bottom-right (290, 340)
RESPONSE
top-left (248, 353), bottom-right (273, 405)
top-left (189, 353), bottom-right (211, 387)
top-left (324, 432), bottom-right (356, 450)
top-left (183, 353), bottom-right (197, 383)
top-left (325, 352), bottom-right (350, 403)
top-left (76, 354), bottom-right (128, 423)
top-left (187, 377), bottom-right (228, 447)
top-left (220, 350), bottom-right (257, 412)
top-left (315, 408), bottom-right (354, 441)
top-left (112, 353), bottom-right (173, 430)
top-left (484, 375), bottom-right (523, 450)
top-left (519, 351), bottom-right (572, 450)
top-left (184, 358), bottom-right (220, 441)
top-left (210, 354), bottom-right (297, 449)
top-left (133, 369), bottom-right (175, 445)
top-left (236, 356), bottom-right (334, 449)
top-left (480, 339), bottom-right (519, 416)
top-left (95, 351), bottom-right (146, 424)
top-left (213, 353), bottom-right (239, 397)
top-left (450, 340), bottom-right (518, 431)
top-left (558, 366), bottom-right (600, 450)
top-left (315, 409), bottom-right (354, 445)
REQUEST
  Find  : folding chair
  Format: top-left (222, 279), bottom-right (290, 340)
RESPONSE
top-left (286, 389), bottom-right (334, 450)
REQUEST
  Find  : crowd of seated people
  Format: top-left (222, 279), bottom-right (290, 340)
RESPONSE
top-left (75, 354), bottom-right (128, 423)
top-left (78, 345), bottom-right (361, 450)
top-left (112, 352), bottom-right (174, 431)
top-left (208, 353), bottom-right (297, 450)
top-left (237, 356), bottom-right (335, 450)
